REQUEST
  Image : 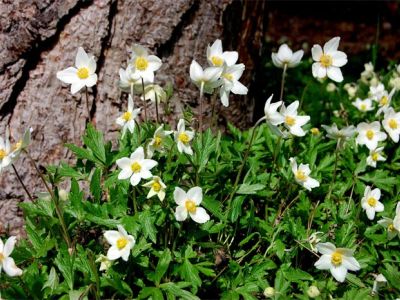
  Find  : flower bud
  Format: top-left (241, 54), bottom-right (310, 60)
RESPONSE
top-left (307, 285), bottom-right (320, 298)
top-left (263, 287), bottom-right (275, 298)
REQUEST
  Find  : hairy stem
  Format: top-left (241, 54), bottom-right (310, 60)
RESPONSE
top-left (11, 164), bottom-right (34, 202)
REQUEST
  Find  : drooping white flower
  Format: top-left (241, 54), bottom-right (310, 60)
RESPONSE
top-left (207, 39), bottom-right (238, 67)
top-left (321, 123), bottom-right (356, 143)
top-left (366, 147), bottom-right (386, 168)
top-left (174, 119), bottom-right (195, 155)
top-left (104, 225), bottom-right (135, 261)
top-left (271, 44), bottom-right (304, 68)
top-left (372, 274), bottom-right (387, 295)
top-left (0, 236), bottom-right (23, 277)
top-left (116, 95), bottom-right (141, 137)
top-left (116, 146), bottom-right (158, 186)
top-left (314, 242), bottom-right (361, 282)
top-left (378, 217), bottom-right (399, 240)
top-left (0, 128), bottom-right (13, 173)
top-left (10, 127), bottom-right (32, 162)
top-left (352, 98), bottom-right (374, 112)
top-left (311, 37), bottom-right (347, 82)
top-left (95, 254), bottom-right (112, 271)
top-left (174, 186), bottom-right (210, 223)
top-left (147, 124), bottom-right (173, 157)
top-left (361, 186), bottom-right (384, 220)
top-left (142, 176), bottom-right (167, 202)
top-left (263, 94), bottom-right (284, 126)
top-left (308, 231), bottom-right (323, 252)
top-left (375, 88), bottom-right (395, 116)
top-left (140, 84), bottom-right (167, 103)
top-left (118, 65), bottom-right (142, 92)
top-left (219, 64), bottom-right (248, 107)
top-left (356, 121), bottom-right (387, 150)
top-left (56, 47), bottom-right (97, 94)
top-left (190, 60), bottom-right (222, 95)
top-left (280, 101), bottom-right (310, 137)
top-left (128, 44), bottom-right (162, 83)
top-left (289, 157), bottom-right (319, 191)
top-left (382, 107), bottom-right (400, 142)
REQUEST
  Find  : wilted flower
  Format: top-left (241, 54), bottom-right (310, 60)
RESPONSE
top-left (356, 121), bottom-right (387, 150)
top-left (174, 186), bottom-right (210, 223)
top-left (189, 60), bottom-right (222, 95)
top-left (378, 216), bottom-right (399, 240)
top-left (0, 236), bottom-right (23, 277)
top-left (141, 84), bottom-right (167, 103)
top-left (280, 101), bottom-right (310, 137)
top-left (147, 124), bottom-right (173, 157)
top-left (207, 39), bottom-right (238, 67)
top-left (311, 37), bottom-right (347, 82)
top-left (314, 242), bottom-right (360, 282)
top-left (382, 107), bottom-right (400, 143)
top-left (321, 123), bottom-right (356, 147)
top-left (10, 127), bottom-right (32, 160)
top-left (96, 254), bottom-right (112, 272)
top-left (352, 98), bottom-right (374, 112)
top-left (115, 95), bottom-right (141, 137)
top-left (104, 225), bottom-right (135, 261)
top-left (219, 64), bottom-right (248, 107)
top-left (361, 186), bottom-right (384, 220)
top-left (129, 44), bottom-right (162, 83)
top-left (142, 176), bottom-right (167, 202)
top-left (372, 274), bottom-right (387, 295)
top-left (289, 157), bottom-right (320, 191)
top-left (116, 146), bottom-right (158, 186)
top-left (174, 119), bottom-right (195, 155)
top-left (308, 231), bottom-right (323, 251)
top-left (366, 147), bottom-right (386, 168)
top-left (57, 47), bottom-right (97, 94)
top-left (271, 44), bottom-right (304, 68)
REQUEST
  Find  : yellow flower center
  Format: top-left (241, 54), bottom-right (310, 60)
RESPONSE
top-left (116, 237), bottom-right (128, 250)
top-left (185, 199), bottom-right (197, 213)
top-left (178, 132), bottom-right (190, 144)
top-left (320, 54), bottom-right (333, 68)
top-left (152, 181), bottom-right (161, 192)
top-left (310, 128), bottom-right (320, 135)
top-left (0, 252), bottom-right (4, 262)
top-left (380, 96), bottom-right (388, 106)
top-left (135, 57), bottom-right (148, 71)
top-left (131, 162), bottom-right (141, 173)
top-left (122, 111), bottom-right (132, 122)
top-left (285, 116), bottom-right (296, 126)
top-left (211, 56), bottom-right (224, 67)
top-left (371, 152), bottom-right (379, 161)
top-left (389, 119), bottom-right (398, 129)
top-left (154, 136), bottom-right (162, 147)
top-left (12, 140), bottom-right (22, 151)
top-left (77, 67), bottom-right (89, 79)
top-left (223, 73), bottom-right (234, 81)
top-left (295, 170), bottom-right (307, 181)
top-left (388, 224), bottom-right (395, 232)
top-left (331, 251), bottom-right (343, 266)
top-left (366, 129), bottom-right (374, 140)
top-left (0, 149), bottom-right (6, 160)
top-left (360, 104), bottom-right (367, 111)
top-left (367, 197), bottom-right (377, 207)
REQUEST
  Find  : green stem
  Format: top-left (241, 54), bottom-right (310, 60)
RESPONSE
top-left (327, 141), bottom-right (340, 200)
top-left (12, 164), bottom-right (34, 202)
top-left (141, 77), bottom-right (148, 122)
top-left (267, 135), bottom-right (283, 186)
top-left (199, 82), bottom-right (204, 134)
top-left (132, 186), bottom-right (137, 215)
top-left (154, 87), bottom-right (160, 124)
top-left (299, 81), bottom-right (311, 110)
top-left (279, 64), bottom-right (288, 101)
top-left (172, 224), bottom-right (183, 254)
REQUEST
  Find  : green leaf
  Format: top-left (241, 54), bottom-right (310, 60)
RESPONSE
top-left (139, 210), bottom-right (157, 243)
top-left (90, 168), bottom-right (102, 202)
top-left (65, 143), bottom-right (94, 162)
top-left (284, 268), bottom-right (313, 282)
top-left (237, 184), bottom-right (265, 195)
top-left (154, 249), bottom-right (172, 285)
top-left (160, 282), bottom-right (200, 300)
top-left (230, 196), bottom-right (245, 222)
top-left (42, 267), bottom-right (59, 293)
top-left (68, 179), bottom-right (85, 220)
top-left (358, 170), bottom-right (397, 193)
top-left (82, 123), bottom-right (106, 165)
top-left (55, 249), bottom-right (74, 290)
top-left (138, 287), bottom-right (164, 300)
top-left (180, 259), bottom-right (201, 289)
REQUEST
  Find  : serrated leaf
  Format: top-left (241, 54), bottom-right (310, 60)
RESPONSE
top-left (154, 249), bottom-right (172, 285)
top-left (237, 184), bottom-right (265, 195)
top-left (90, 168), bottom-right (102, 202)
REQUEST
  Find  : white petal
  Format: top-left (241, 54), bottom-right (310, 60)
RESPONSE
top-left (220, 89), bottom-right (230, 107)
top-left (75, 47), bottom-right (89, 68)
top-left (314, 255), bottom-right (331, 270)
top-left (222, 51), bottom-right (238, 66)
top-left (204, 67), bottom-right (223, 82)
top-left (331, 51), bottom-right (347, 67)
top-left (142, 159), bottom-right (158, 170)
top-left (277, 44), bottom-right (293, 62)
top-left (88, 57), bottom-right (97, 74)
top-left (175, 206), bottom-right (188, 221)
top-left (189, 207), bottom-right (210, 224)
top-left (3, 236), bottom-right (16, 257)
top-left (190, 60), bottom-right (203, 82)
top-left (342, 257), bottom-right (361, 271)
top-left (316, 242), bottom-right (336, 255)
top-left (327, 67), bottom-right (343, 82)
top-left (130, 173), bottom-right (141, 186)
top-left (366, 207), bottom-right (375, 220)
top-left (3, 257), bottom-right (23, 277)
top-left (107, 246), bottom-right (122, 261)
top-left (288, 50), bottom-right (304, 67)
top-left (271, 53), bottom-right (283, 68)
top-left (231, 81), bottom-right (248, 95)
top-left (210, 39), bottom-right (223, 55)
top-left (323, 37), bottom-right (340, 54)
top-left (70, 81), bottom-right (85, 94)
top-left (140, 169), bottom-right (153, 179)
top-left (312, 63), bottom-right (327, 79)
top-left (120, 247), bottom-right (131, 261)
top-left (57, 67), bottom-right (79, 84)
top-left (116, 157), bottom-right (132, 169)
top-left (187, 187), bottom-right (202, 205)
top-left (147, 55), bottom-right (162, 72)
top-left (130, 147), bottom-right (145, 161)
top-left (84, 74), bottom-right (97, 87)
top-left (104, 230), bottom-right (121, 245)
top-left (311, 45), bottom-right (323, 61)
top-left (330, 265), bottom-right (347, 282)
top-left (174, 187), bottom-right (187, 205)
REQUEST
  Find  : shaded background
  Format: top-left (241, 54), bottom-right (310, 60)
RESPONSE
top-left (0, 0), bottom-right (399, 236)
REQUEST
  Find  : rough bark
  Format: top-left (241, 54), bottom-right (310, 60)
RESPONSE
top-left (0, 0), bottom-right (265, 236)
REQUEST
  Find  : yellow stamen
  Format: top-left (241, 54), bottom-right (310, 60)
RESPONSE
top-left (285, 116), bottom-right (296, 126)
top-left (371, 152), bottom-right (379, 161)
top-left (331, 251), bottom-right (343, 266)
top-left (211, 56), bottom-right (224, 67)
top-left (178, 132), bottom-right (190, 144)
top-left (116, 238), bottom-right (128, 250)
top-left (0, 149), bottom-right (6, 160)
top-left (366, 130), bottom-right (374, 140)
top-left (77, 67), bottom-right (89, 79)
top-left (360, 104), bottom-right (367, 111)
top-left (131, 162), bottom-right (141, 173)
top-left (295, 170), bottom-right (307, 181)
top-left (310, 128), bottom-right (320, 135)
top-left (0, 252), bottom-right (4, 262)
top-left (12, 140), bottom-right (22, 151)
top-left (185, 199), bottom-right (197, 213)
top-left (320, 54), bottom-right (333, 68)
top-left (389, 119), bottom-right (398, 129)
top-left (152, 181), bottom-right (161, 192)
top-left (223, 73), bottom-right (234, 81)
top-left (135, 57), bottom-right (148, 71)
top-left (379, 96), bottom-right (388, 106)
top-left (154, 136), bottom-right (162, 147)
top-left (367, 197), bottom-right (377, 207)
top-left (388, 224), bottom-right (395, 232)
top-left (122, 111), bottom-right (132, 122)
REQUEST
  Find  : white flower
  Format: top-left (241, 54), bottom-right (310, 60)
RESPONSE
top-left (219, 64), bottom-right (248, 107)
top-left (382, 107), bottom-right (400, 142)
top-left (147, 124), bottom-right (173, 157)
top-left (289, 157), bottom-right (319, 191)
top-left (0, 236), bottom-right (23, 277)
top-left (128, 44), bottom-right (162, 83)
top-left (351, 98), bottom-right (374, 112)
top-left (311, 37), bottom-right (347, 82)
top-left (344, 83), bottom-right (357, 98)
top-left (372, 274), bottom-right (387, 295)
top-left (56, 47), bottom-right (97, 94)
top-left (378, 217), bottom-right (400, 240)
top-left (116, 146), bottom-right (158, 186)
top-left (366, 147), bottom-right (386, 168)
top-left (95, 254), bottom-right (112, 271)
top-left (271, 44), bottom-right (304, 68)
top-left (10, 127), bottom-right (32, 161)
top-left (361, 186), bottom-right (384, 220)
top-left (263, 94), bottom-right (284, 126)
top-left (389, 76), bottom-right (400, 91)
top-left (369, 83), bottom-right (386, 101)
top-left (307, 286), bottom-right (320, 298)
top-left (174, 119), bottom-right (195, 155)
top-left (375, 88), bottom-right (395, 116)
top-left (321, 123), bottom-right (356, 142)
top-left (190, 60), bottom-right (222, 95)
top-left (356, 121), bottom-right (387, 150)
top-left (308, 231), bottom-right (323, 252)
top-left (314, 242), bottom-right (361, 282)
top-left (207, 39), bottom-right (238, 67)
top-left (140, 84), bottom-right (167, 103)
top-left (174, 186), bottom-right (210, 223)
top-left (0, 128), bottom-right (13, 173)
top-left (104, 225), bottom-right (135, 261)
top-left (280, 101), bottom-right (310, 137)
top-left (118, 65), bottom-right (142, 92)
top-left (115, 95), bottom-right (141, 137)
top-left (393, 202), bottom-right (400, 232)
top-left (142, 176), bottom-right (167, 202)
